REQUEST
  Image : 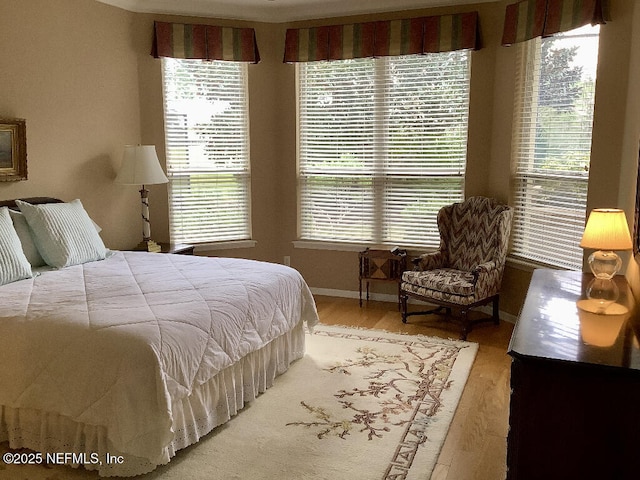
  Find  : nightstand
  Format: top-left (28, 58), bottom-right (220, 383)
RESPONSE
top-left (159, 243), bottom-right (195, 255)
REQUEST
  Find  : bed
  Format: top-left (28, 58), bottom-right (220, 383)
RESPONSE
top-left (0, 197), bottom-right (319, 477)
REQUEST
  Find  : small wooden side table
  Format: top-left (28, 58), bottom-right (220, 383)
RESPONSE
top-left (159, 243), bottom-right (195, 255)
top-left (131, 242), bottom-right (195, 255)
top-left (359, 248), bottom-right (407, 309)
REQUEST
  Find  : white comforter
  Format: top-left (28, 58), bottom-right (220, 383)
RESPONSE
top-left (0, 251), bottom-right (318, 467)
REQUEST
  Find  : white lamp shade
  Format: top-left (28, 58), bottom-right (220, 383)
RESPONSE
top-left (579, 208), bottom-right (632, 251)
top-left (115, 145), bottom-right (168, 185)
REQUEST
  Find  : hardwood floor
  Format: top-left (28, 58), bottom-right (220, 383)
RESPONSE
top-left (314, 295), bottom-right (514, 480)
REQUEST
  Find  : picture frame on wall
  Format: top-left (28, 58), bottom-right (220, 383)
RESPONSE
top-left (0, 118), bottom-right (27, 181)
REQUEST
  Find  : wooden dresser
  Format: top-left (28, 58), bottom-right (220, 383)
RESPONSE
top-left (507, 269), bottom-right (640, 480)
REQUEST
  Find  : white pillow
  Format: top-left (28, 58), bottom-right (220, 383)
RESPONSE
top-left (0, 207), bottom-right (34, 285)
top-left (8, 209), bottom-right (46, 267)
top-left (16, 199), bottom-right (107, 268)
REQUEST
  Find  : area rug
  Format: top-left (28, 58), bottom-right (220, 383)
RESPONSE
top-left (0, 325), bottom-right (477, 480)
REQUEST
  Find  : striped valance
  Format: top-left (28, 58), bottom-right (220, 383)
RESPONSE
top-left (502, 0), bottom-right (609, 45)
top-left (152, 22), bottom-right (260, 63)
top-left (284, 12), bottom-right (480, 63)
top-left (423, 12), bottom-right (480, 54)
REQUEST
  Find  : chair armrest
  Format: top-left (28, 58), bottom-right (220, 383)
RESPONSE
top-left (473, 260), bottom-right (498, 275)
top-left (471, 260), bottom-right (503, 299)
top-left (412, 251), bottom-right (447, 271)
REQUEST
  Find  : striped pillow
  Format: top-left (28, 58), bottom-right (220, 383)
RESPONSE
top-left (0, 207), bottom-right (33, 285)
top-left (16, 199), bottom-right (107, 268)
top-left (8, 209), bottom-right (46, 267)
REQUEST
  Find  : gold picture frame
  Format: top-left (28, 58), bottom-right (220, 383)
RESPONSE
top-left (0, 119), bottom-right (27, 181)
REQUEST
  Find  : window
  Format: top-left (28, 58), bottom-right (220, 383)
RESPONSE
top-left (161, 58), bottom-right (251, 244)
top-left (510, 25), bottom-right (600, 269)
top-left (297, 52), bottom-right (470, 249)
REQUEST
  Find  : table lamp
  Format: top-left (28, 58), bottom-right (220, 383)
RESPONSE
top-left (115, 145), bottom-right (168, 252)
top-left (579, 208), bottom-right (632, 279)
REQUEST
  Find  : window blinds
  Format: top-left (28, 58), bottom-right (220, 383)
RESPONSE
top-left (510, 26), bottom-right (599, 269)
top-left (298, 52), bottom-right (470, 248)
top-left (161, 58), bottom-right (251, 244)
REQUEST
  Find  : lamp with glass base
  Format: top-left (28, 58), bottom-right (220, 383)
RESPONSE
top-left (115, 145), bottom-right (168, 252)
top-left (579, 208), bottom-right (633, 279)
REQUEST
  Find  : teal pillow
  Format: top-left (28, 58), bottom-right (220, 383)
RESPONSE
top-left (16, 199), bottom-right (107, 268)
top-left (0, 207), bottom-right (34, 285)
top-left (8, 209), bottom-right (46, 267)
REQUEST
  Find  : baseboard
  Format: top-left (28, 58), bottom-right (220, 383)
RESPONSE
top-left (309, 287), bottom-right (518, 324)
top-left (310, 287), bottom-right (396, 303)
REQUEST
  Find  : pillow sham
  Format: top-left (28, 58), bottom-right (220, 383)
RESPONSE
top-left (16, 199), bottom-right (107, 268)
top-left (8, 209), bottom-right (46, 267)
top-left (0, 207), bottom-right (34, 285)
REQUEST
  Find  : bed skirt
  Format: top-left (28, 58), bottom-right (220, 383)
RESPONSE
top-left (0, 320), bottom-right (307, 477)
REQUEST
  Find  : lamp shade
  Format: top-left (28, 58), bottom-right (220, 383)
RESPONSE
top-left (115, 145), bottom-right (168, 185)
top-left (579, 209), bottom-right (632, 251)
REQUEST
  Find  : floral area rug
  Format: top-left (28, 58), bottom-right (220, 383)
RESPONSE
top-left (0, 325), bottom-right (477, 480)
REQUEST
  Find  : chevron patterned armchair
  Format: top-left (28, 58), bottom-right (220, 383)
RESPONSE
top-left (400, 196), bottom-right (513, 340)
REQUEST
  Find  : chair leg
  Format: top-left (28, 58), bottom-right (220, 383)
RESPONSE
top-left (401, 293), bottom-right (408, 324)
top-left (492, 296), bottom-right (500, 325)
top-left (460, 308), bottom-right (470, 341)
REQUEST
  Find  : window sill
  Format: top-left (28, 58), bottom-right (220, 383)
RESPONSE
top-left (294, 242), bottom-right (577, 274)
top-left (194, 240), bottom-right (257, 253)
top-left (506, 255), bottom-right (572, 273)
top-left (292, 240), bottom-right (433, 257)
top-left (293, 240), bottom-right (371, 252)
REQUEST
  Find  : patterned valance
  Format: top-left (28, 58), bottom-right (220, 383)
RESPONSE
top-left (502, 0), bottom-right (609, 46)
top-left (283, 12), bottom-right (480, 63)
top-left (373, 18), bottom-right (425, 57)
top-left (152, 22), bottom-right (260, 63)
top-left (283, 26), bottom-right (331, 62)
top-left (422, 12), bottom-right (480, 54)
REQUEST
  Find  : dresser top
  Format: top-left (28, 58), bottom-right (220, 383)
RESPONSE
top-left (508, 269), bottom-right (640, 370)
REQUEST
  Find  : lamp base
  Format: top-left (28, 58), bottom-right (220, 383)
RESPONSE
top-left (588, 250), bottom-right (622, 279)
top-left (134, 239), bottom-right (162, 253)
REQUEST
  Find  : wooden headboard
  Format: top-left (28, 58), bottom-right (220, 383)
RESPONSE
top-left (0, 197), bottom-right (63, 210)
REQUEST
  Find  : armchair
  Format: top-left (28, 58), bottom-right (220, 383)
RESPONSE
top-left (400, 196), bottom-right (513, 340)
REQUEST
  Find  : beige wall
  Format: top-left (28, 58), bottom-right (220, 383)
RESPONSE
top-left (621, 1), bottom-right (640, 299)
top-left (0, 0), bottom-right (143, 249)
top-left (1, 0), bottom-right (639, 316)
